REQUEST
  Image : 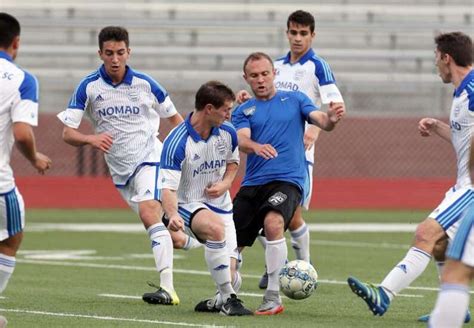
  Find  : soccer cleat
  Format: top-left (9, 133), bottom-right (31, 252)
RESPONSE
top-left (418, 310), bottom-right (471, 323)
top-left (219, 294), bottom-right (253, 316)
top-left (258, 270), bottom-right (268, 289)
top-left (347, 276), bottom-right (390, 316)
top-left (142, 282), bottom-right (179, 305)
top-left (255, 293), bottom-right (284, 315)
top-left (195, 298), bottom-right (220, 313)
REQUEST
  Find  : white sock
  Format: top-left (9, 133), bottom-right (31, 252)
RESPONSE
top-left (0, 254), bottom-right (15, 293)
top-left (205, 240), bottom-right (234, 301)
top-left (182, 235), bottom-right (202, 250)
top-left (380, 247), bottom-right (431, 299)
top-left (257, 234), bottom-right (267, 250)
top-left (290, 222), bottom-right (310, 262)
top-left (429, 283), bottom-right (470, 328)
top-left (147, 223), bottom-right (174, 292)
top-left (215, 270), bottom-right (242, 308)
top-left (266, 238), bottom-right (287, 292)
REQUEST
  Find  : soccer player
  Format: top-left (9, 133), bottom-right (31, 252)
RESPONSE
top-left (347, 32), bottom-right (473, 321)
top-left (0, 12), bottom-right (52, 327)
top-left (159, 81), bottom-right (252, 316)
top-left (238, 10), bottom-right (345, 289)
top-left (232, 52), bottom-right (345, 315)
top-left (57, 26), bottom-right (182, 305)
top-left (429, 202), bottom-right (474, 328)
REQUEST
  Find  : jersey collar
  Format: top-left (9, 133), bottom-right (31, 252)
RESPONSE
top-left (185, 113), bottom-right (220, 142)
top-left (282, 48), bottom-right (315, 65)
top-left (0, 51), bottom-right (13, 62)
top-left (99, 64), bottom-right (134, 87)
top-left (454, 69), bottom-right (474, 97)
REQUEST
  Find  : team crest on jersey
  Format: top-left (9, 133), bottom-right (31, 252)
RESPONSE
top-left (215, 137), bottom-right (227, 155)
top-left (268, 192), bottom-right (287, 206)
top-left (243, 106), bottom-right (256, 116)
top-left (128, 88), bottom-right (140, 102)
top-left (294, 69), bottom-right (305, 81)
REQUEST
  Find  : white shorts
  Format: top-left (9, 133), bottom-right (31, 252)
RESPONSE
top-left (178, 202), bottom-right (238, 260)
top-left (428, 187), bottom-right (474, 240)
top-left (302, 161), bottom-right (313, 210)
top-left (118, 164), bottom-right (160, 214)
top-left (447, 202), bottom-right (474, 267)
top-left (0, 187), bottom-right (25, 240)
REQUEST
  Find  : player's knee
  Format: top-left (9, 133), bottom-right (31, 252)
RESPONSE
top-left (203, 217), bottom-right (225, 241)
top-left (0, 232), bottom-right (23, 256)
top-left (414, 219), bottom-right (443, 248)
top-left (263, 212), bottom-right (284, 239)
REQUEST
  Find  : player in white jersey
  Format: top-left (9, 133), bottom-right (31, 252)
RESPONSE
top-left (238, 10), bottom-right (345, 289)
top-left (348, 32), bottom-right (473, 323)
top-left (0, 13), bottom-right (52, 327)
top-left (57, 26), bottom-right (182, 305)
top-left (159, 81), bottom-right (252, 316)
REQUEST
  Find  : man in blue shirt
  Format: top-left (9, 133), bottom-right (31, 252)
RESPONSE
top-left (231, 52), bottom-right (345, 315)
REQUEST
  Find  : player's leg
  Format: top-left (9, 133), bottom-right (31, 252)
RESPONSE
top-left (348, 187), bottom-right (473, 316)
top-left (191, 208), bottom-right (252, 316)
top-left (118, 166), bottom-right (178, 305)
top-left (429, 205), bottom-right (474, 327)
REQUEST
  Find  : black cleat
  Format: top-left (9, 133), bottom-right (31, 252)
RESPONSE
top-left (220, 294), bottom-right (253, 316)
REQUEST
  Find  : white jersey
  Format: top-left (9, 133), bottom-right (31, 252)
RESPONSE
top-left (450, 70), bottom-right (474, 190)
top-left (0, 51), bottom-right (39, 193)
top-left (57, 65), bottom-right (178, 187)
top-left (159, 115), bottom-right (239, 212)
top-left (274, 48), bottom-right (344, 163)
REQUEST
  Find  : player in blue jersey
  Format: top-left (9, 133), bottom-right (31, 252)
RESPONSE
top-left (58, 26), bottom-right (183, 305)
top-left (238, 10), bottom-right (345, 289)
top-left (232, 52), bottom-right (345, 315)
top-left (348, 32), bottom-right (473, 323)
top-left (159, 81), bottom-right (252, 316)
top-left (0, 13), bottom-right (52, 327)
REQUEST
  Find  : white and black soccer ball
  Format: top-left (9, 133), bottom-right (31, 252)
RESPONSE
top-left (279, 260), bottom-right (318, 300)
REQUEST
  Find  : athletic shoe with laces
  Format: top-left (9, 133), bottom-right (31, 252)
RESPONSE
top-left (418, 310), bottom-right (471, 323)
top-left (219, 294), bottom-right (253, 316)
top-left (347, 276), bottom-right (390, 316)
top-left (255, 291), bottom-right (284, 315)
top-left (194, 297), bottom-right (220, 313)
top-left (258, 270), bottom-right (268, 289)
top-left (142, 281), bottom-right (180, 305)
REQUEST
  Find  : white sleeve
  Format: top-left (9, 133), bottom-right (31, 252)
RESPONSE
top-left (319, 84), bottom-right (344, 104)
top-left (158, 168), bottom-right (181, 191)
top-left (227, 146), bottom-right (240, 165)
top-left (11, 99), bottom-right (38, 126)
top-left (57, 108), bottom-right (85, 129)
top-left (156, 96), bottom-right (178, 119)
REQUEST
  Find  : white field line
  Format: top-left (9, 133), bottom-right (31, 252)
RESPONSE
top-left (26, 223), bottom-right (418, 233)
top-left (312, 240), bottom-right (410, 249)
top-left (18, 258), bottom-right (469, 294)
top-left (0, 308), bottom-right (227, 327)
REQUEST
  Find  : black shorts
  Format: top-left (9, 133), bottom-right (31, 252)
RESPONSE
top-left (233, 181), bottom-right (302, 247)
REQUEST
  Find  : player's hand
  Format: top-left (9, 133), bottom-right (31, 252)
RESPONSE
top-left (205, 181), bottom-right (229, 198)
top-left (327, 102), bottom-right (345, 123)
top-left (33, 152), bottom-right (52, 174)
top-left (236, 90), bottom-right (252, 104)
top-left (168, 214), bottom-right (184, 232)
top-left (254, 143), bottom-right (278, 159)
top-left (303, 128), bottom-right (319, 151)
top-left (418, 118), bottom-right (438, 137)
top-left (89, 133), bottom-right (113, 153)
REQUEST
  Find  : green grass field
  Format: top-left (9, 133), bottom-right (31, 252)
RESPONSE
top-left (3, 209), bottom-right (469, 327)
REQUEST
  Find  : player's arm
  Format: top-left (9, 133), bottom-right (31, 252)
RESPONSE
top-left (236, 128), bottom-right (278, 159)
top-left (304, 125), bottom-right (321, 151)
top-left (13, 122), bottom-right (52, 174)
top-left (61, 126), bottom-right (113, 153)
top-left (308, 102), bottom-right (345, 131)
top-left (166, 112), bottom-right (184, 129)
top-left (205, 162), bottom-right (239, 198)
top-left (161, 188), bottom-right (184, 232)
top-left (418, 118), bottom-right (451, 142)
top-left (236, 90), bottom-right (252, 104)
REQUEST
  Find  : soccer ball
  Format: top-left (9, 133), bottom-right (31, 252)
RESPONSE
top-left (279, 260), bottom-right (318, 300)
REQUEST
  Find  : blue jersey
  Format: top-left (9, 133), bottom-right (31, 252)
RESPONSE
top-left (232, 90), bottom-right (318, 190)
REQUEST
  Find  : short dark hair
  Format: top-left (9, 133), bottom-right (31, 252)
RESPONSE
top-left (98, 26), bottom-right (129, 50)
top-left (243, 52), bottom-right (274, 73)
top-left (0, 13), bottom-right (20, 49)
top-left (195, 81), bottom-right (235, 111)
top-left (435, 32), bottom-right (473, 67)
top-left (287, 10), bottom-right (315, 33)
